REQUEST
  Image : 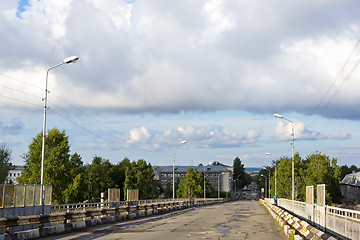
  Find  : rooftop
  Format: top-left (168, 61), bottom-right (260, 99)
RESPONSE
top-left (341, 172), bottom-right (360, 187)
top-left (159, 165), bottom-right (231, 173)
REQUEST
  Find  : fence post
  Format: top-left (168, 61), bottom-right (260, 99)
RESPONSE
top-left (101, 192), bottom-right (105, 209)
top-left (306, 186), bottom-right (314, 223)
top-left (316, 184), bottom-right (326, 231)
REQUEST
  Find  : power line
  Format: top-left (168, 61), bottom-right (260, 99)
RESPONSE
top-left (307, 41), bottom-right (360, 119)
top-left (305, 40), bottom-right (360, 129)
top-left (0, 73), bottom-right (42, 90)
top-left (0, 73), bottom-right (162, 162)
top-left (0, 84), bottom-right (41, 100)
top-left (48, 100), bottom-right (122, 142)
top-left (48, 108), bottom-right (108, 142)
top-left (317, 56), bottom-right (360, 116)
top-left (0, 94), bottom-right (42, 108)
top-left (50, 93), bottom-right (121, 135)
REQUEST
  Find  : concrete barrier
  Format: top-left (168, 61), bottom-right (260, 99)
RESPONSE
top-left (261, 199), bottom-right (337, 240)
top-left (1, 198), bottom-right (224, 240)
top-left (277, 197), bottom-right (360, 239)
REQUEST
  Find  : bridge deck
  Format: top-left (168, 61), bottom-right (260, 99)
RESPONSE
top-left (40, 200), bottom-right (286, 240)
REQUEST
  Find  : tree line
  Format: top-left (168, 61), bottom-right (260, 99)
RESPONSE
top-left (0, 127), bottom-right (255, 203)
top-left (2, 127), bottom-right (356, 205)
top-left (0, 144), bottom-right (11, 183)
top-left (256, 152), bottom-right (359, 205)
top-left (0, 128), bottom-right (158, 203)
top-left (174, 158), bottom-right (251, 198)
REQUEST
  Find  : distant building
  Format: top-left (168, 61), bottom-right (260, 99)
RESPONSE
top-left (157, 165), bottom-right (232, 193)
top-left (152, 166), bottom-right (169, 181)
top-left (340, 171), bottom-right (360, 204)
top-left (5, 164), bottom-right (24, 184)
top-left (216, 163), bottom-right (233, 173)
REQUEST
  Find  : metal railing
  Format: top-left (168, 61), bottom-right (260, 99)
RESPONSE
top-left (0, 198), bottom-right (226, 234)
top-left (51, 198), bottom-right (221, 213)
top-left (0, 184), bottom-right (52, 208)
top-left (266, 198), bottom-right (360, 240)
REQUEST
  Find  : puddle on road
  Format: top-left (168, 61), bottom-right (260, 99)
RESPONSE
top-left (217, 223), bottom-right (239, 237)
top-left (230, 210), bottom-right (251, 222)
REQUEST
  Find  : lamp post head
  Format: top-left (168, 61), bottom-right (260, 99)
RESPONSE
top-left (274, 113), bottom-right (283, 119)
top-left (63, 56), bottom-right (79, 64)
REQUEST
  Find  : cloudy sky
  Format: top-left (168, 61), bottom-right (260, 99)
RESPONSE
top-left (1, 0), bottom-right (360, 168)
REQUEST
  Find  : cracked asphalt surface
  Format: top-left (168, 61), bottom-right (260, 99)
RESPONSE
top-left (42, 188), bottom-right (286, 239)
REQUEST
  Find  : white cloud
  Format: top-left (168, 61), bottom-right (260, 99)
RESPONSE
top-left (201, 0), bottom-right (235, 43)
top-left (328, 132), bottom-right (350, 140)
top-left (2, 0), bottom-right (360, 166)
top-left (0, 120), bottom-right (24, 135)
top-left (126, 126), bottom-right (151, 144)
top-left (1, 0), bottom-right (360, 120)
top-left (274, 120), bottom-right (350, 141)
top-left (121, 125), bottom-right (262, 150)
top-left (274, 121), bottom-right (322, 141)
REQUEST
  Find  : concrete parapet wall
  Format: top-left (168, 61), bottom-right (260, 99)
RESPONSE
top-left (0, 199), bottom-right (224, 240)
top-left (275, 197), bottom-right (360, 239)
top-left (260, 199), bottom-right (337, 240)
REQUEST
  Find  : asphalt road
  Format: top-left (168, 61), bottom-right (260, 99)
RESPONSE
top-left (41, 198), bottom-right (286, 239)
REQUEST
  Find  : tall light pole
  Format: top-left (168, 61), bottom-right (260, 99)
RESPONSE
top-left (263, 167), bottom-right (271, 198)
top-left (266, 152), bottom-right (277, 196)
top-left (41, 56), bottom-right (79, 211)
top-left (274, 113), bottom-right (295, 201)
top-left (172, 140), bottom-right (187, 199)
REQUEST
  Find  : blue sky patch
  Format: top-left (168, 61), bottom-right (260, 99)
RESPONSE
top-left (16, 0), bottom-right (30, 18)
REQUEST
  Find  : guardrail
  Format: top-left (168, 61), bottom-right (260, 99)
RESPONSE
top-left (261, 199), bottom-right (336, 240)
top-left (51, 198), bottom-right (202, 212)
top-left (267, 198), bottom-right (360, 240)
top-left (0, 198), bottom-right (227, 239)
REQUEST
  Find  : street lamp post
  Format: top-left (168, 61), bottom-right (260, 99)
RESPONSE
top-left (41, 56), bottom-right (79, 213)
top-left (263, 167), bottom-right (271, 198)
top-left (266, 153), bottom-right (277, 196)
top-left (172, 140), bottom-right (187, 199)
top-left (274, 113), bottom-right (295, 201)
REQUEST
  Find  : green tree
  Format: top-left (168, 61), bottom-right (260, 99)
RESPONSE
top-left (256, 167), bottom-right (270, 197)
top-left (17, 128), bottom-right (73, 203)
top-left (164, 181), bottom-right (172, 198)
top-left (273, 157), bottom-right (291, 200)
top-left (341, 164), bottom-right (358, 180)
top-left (266, 152), bottom-right (342, 204)
top-left (270, 153), bottom-right (303, 200)
top-left (233, 157), bottom-right (249, 187)
top-left (0, 144), bottom-right (11, 183)
top-left (124, 159), bottom-right (158, 200)
top-left (302, 152), bottom-right (342, 204)
top-left (110, 158), bottom-right (131, 200)
top-left (63, 153), bottom-right (87, 203)
top-left (84, 156), bottom-right (114, 202)
top-left (204, 178), bottom-right (216, 198)
top-left (176, 167), bottom-right (204, 198)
